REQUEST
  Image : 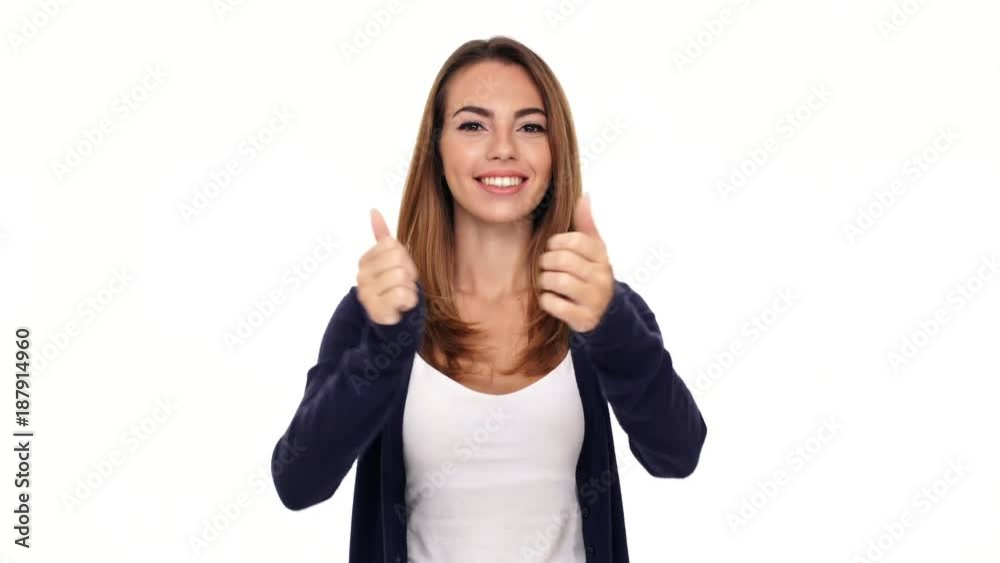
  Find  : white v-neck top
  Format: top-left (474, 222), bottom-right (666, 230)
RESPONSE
top-left (402, 351), bottom-right (586, 563)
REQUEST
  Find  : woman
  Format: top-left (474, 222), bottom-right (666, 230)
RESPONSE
top-left (271, 36), bottom-right (707, 563)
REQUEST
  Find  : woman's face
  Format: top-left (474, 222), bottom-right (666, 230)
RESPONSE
top-left (438, 60), bottom-right (552, 225)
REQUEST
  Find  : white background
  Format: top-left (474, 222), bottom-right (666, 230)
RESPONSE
top-left (2, 0), bottom-right (998, 561)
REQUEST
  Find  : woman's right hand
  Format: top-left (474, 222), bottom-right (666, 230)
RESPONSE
top-left (356, 209), bottom-right (420, 326)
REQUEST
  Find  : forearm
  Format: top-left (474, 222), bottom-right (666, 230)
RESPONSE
top-left (272, 285), bottom-right (426, 509)
top-left (579, 281), bottom-right (707, 478)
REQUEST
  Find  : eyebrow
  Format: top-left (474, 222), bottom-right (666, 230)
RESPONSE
top-left (451, 106), bottom-right (547, 120)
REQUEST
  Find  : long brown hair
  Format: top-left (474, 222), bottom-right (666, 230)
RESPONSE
top-left (396, 36), bottom-right (582, 379)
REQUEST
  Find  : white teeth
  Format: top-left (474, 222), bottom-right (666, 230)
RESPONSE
top-left (479, 176), bottom-right (525, 188)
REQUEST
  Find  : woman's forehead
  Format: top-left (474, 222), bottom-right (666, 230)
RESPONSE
top-left (445, 61), bottom-right (544, 114)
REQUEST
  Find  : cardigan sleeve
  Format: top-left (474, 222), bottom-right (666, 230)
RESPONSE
top-left (577, 280), bottom-right (707, 478)
top-left (271, 282), bottom-right (426, 510)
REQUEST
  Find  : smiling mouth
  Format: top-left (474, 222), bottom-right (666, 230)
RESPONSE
top-left (474, 176), bottom-right (528, 189)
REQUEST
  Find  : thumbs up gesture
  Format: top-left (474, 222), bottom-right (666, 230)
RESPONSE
top-left (538, 194), bottom-right (615, 333)
top-left (357, 209), bottom-right (420, 326)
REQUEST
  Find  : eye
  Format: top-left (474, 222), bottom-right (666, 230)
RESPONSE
top-left (520, 122), bottom-right (546, 133)
top-left (458, 121), bottom-right (485, 131)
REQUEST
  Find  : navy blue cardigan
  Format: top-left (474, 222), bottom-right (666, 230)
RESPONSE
top-left (271, 278), bottom-right (707, 562)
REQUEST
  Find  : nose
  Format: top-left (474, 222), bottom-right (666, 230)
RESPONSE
top-left (487, 127), bottom-right (516, 161)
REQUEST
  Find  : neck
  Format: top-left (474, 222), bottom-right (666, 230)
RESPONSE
top-left (453, 206), bottom-right (532, 301)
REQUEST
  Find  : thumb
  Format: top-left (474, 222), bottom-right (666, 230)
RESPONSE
top-left (370, 208), bottom-right (391, 242)
top-left (572, 193), bottom-right (601, 240)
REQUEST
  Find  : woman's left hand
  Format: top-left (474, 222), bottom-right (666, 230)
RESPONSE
top-left (538, 193), bottom-right (615, 333)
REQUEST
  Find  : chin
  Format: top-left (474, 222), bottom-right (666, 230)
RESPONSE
top-left (468, 177), bottom-right (545, 222)
top-left (458, 202), bottom-right (526, 224)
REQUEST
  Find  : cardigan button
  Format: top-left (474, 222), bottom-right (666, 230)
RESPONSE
top-left (581, 506), bottom-right (590, 518)
top-left (585, 545), bottom-right (595, 558)
top-left (394, 554), bottom-right (401, 563)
